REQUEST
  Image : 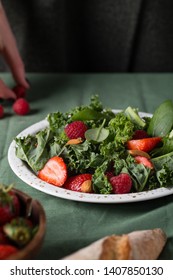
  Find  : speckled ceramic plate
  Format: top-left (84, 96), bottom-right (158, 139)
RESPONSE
top-left (8, 111), bottom-right (173, 203)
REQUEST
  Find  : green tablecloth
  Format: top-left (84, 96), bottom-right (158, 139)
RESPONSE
top-left (0, 73), bottom-right (173, 260)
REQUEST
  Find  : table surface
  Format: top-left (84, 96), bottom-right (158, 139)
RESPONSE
top-left (0, 73), bottom-right (173, 260)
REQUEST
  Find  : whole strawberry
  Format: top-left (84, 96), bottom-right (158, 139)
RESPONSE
top-left (110, 173), bottom-right (132, 194)
top-left (12, 85), bottom-right (26, 99)
top-left (12, 98), bottom-right (30, 115)
top-left (3, 217), bottom-right (33, 247)
top-left (65, 121), bottom-right (88, 139)
top-left (0, 104), bottom-right (4, 119)
top-left (133, 130), bottom-right (149, 139)
top-left (0, 226), bottom-right (8, 244)
top-left (0, 184), bottom-right (20, 226)
top-left (0, 244), bottom-right (18, 260)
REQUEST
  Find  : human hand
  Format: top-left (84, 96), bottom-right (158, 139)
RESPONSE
top-left (0, 3), bottom-right (29, 100)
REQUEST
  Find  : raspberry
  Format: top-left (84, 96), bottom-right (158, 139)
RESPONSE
top-left (109, 173), bottom-right (132, 194)
top-left (12, 85), bottom-right (26, 99)
top-left (65, 121), bottom-right (88, 139)
top-left (133, 130), bottom-right (149, 139)
top-left (105, 171), bottom-right (114, 180)
top-left (0, 105), bottom-right (4, 119)
top-left (12, 98), bottom-right (30, 115)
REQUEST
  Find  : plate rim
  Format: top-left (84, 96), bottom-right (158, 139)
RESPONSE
top-left (8, 110), bottom-right (173, 204)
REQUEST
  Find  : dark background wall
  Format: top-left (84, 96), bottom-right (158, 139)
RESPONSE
top-left (1, 0), bottom-right (173, 72)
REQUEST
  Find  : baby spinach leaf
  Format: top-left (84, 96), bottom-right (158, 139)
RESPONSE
top-left (71, 108), bottom-right (104, 121)
top-left (147, 100), bottom-right (173, 136)
top-left (85, 119), bottom-right (109, 142)
top-left (85, 127), bottom-right (109, 142)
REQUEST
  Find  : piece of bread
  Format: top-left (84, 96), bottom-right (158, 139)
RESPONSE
top-left (63, 228), bottom-right (167, 260)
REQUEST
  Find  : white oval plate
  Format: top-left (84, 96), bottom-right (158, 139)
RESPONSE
top-left (8, 110), bottom-right (173, 203)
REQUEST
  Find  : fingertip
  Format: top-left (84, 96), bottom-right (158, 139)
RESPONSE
top-left (21, 78), bottom-right (30, 90)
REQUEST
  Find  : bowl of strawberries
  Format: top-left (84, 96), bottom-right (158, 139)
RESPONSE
top-left (0, 183), bottom-right (46, 260)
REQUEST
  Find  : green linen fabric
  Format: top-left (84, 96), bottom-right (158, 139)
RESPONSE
top-left (0, 73), bottom-right (173, 259)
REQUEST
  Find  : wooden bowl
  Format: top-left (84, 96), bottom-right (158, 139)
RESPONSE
top-left (6, 188), bottom-right (46, 260)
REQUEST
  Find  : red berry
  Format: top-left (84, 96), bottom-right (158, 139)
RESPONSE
top-left (133, 130), bottom-right (149, 139)
top-left (105, 171), bottom-right (114, 179)
top-left (12, 85), bottom-right (26, 98)
top-left (65, 121), bottom-right (88, 139)
top-left (38, 156), bottom-right (67, 187)
top-left (0, 104), bottom-right (4, 118)
top-left (0, 244), bottom-right (18, 259)
top-left (12, 98), bottom-right (30, 115)
top-left (135, 156), bottom-right (154, 169)
top-left (64, 173), bottom-right (92, 192)
top-left (0, 190), bottom-right (20, 226)
top-left (109, 173), bottom-right (132, 194)
top-left (127, 137), bottom-right (162, 153)
top-left (0, 227), bottom-right (8, 244)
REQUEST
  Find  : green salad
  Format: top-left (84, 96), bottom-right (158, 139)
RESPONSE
top-left (15, 95), bottom-right (173, 194)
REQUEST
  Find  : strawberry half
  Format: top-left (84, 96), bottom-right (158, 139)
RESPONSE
top-left (64, 173), bottom-right (92, 193)
top-left (38, 156), bottom-right (67, 187)
top-left (135, 156), bottom-right (154, 169)
top-left (127, 137), bottom-right (162, 153)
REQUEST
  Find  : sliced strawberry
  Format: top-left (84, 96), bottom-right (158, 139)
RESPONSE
top-left (128, 149), bottom-right (150, 159)
top-left (38, 156), bottom-right (67, 187)
top-left (127, 137), bottom-right (162, 152)
top-left (135, 156), bottom-right (154, 169)
top-left (64, 173), bottom-right (92, 193)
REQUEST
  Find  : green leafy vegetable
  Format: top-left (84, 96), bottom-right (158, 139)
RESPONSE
top-left (15, 128), bottom-right (52, 172)
top-left (14, 95), bottom-right (173, 194)
top-left (147, 100), bottom-right (173, 136)
top-left (124, 106), bottom-right (146, 128)
top-left (85, 119), bottom-right (109, 142)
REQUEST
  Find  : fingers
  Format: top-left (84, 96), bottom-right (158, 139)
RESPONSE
top-left (0, 79), bottom-right (16, 100)
top-left (0, 4), bottom-right (30, 90)
top-left (3, 48), bottom-right (30, 89)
